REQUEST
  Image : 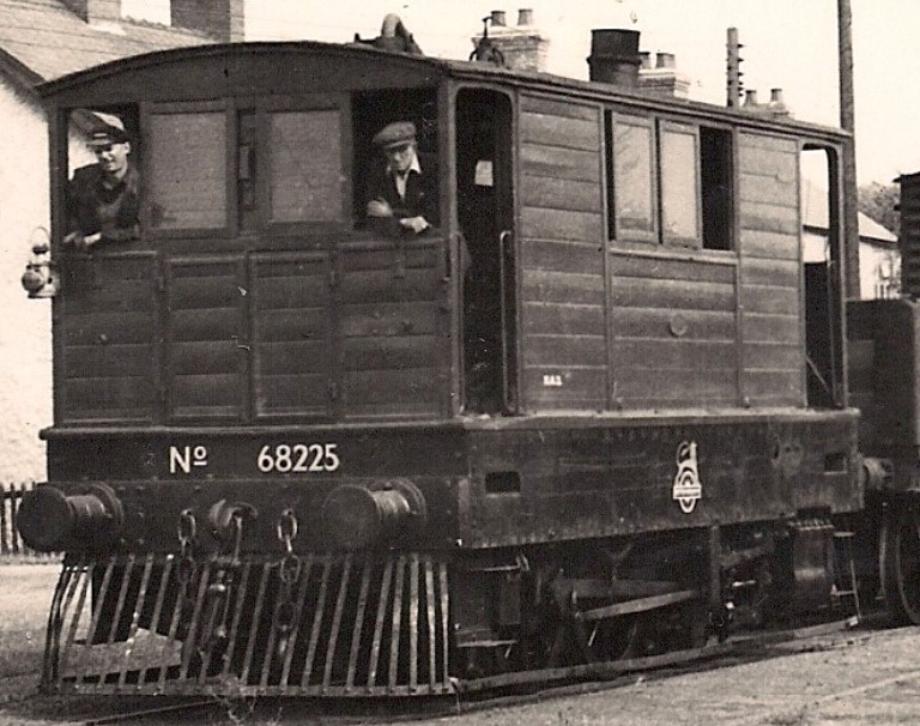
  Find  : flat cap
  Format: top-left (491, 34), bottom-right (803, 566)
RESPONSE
top-left (373, 121), bottom-right (416, 149)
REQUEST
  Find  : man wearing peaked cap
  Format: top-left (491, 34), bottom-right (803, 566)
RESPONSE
top-left (366, 120), bottom-right (439, 235)
top-left (65, 110), bottom-right (139, 251)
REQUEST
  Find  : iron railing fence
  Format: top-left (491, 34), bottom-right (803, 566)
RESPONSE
top-left (1, 482), bottom-right (58, 560)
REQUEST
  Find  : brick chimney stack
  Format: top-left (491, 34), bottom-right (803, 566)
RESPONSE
top-left (171, 0), bottom-right (245, 42)
top-left (60, 0), bottom-right (245, 41)
top-left (60, 0), bottom-right (120, 24)
top-left (477, 8), bottom-right (549, 73)
top-left (637, 51), bottom-right (691, 98)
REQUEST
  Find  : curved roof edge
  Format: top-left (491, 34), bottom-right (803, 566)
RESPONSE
top-left (36, 38), bottom-right (847, 142)
top-left (37, 40), bottom-right (450, 98)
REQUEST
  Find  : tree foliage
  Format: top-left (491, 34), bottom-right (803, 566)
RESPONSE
top-left (858, 182), bottom-right (899, 235)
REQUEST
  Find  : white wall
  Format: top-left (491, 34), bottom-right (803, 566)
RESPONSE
top-left (804, 229), bottom-right (899, 300)
top-left (0, 77), bottom-right (94, 482)
top-left (860, 241), bottom-right (900, 299)
top-left (0, 76), bottom-right (53, 482)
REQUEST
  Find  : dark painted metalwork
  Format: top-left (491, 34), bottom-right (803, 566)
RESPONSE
top-left (44, 552), bottom-right (453, 696)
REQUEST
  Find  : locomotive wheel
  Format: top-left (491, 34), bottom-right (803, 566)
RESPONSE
top-left (591, 614), bottom-right (641, 660)
top-left (545, 614), bottom-right (641, 666)
top-left (880, 507), bottom-right (920, 625)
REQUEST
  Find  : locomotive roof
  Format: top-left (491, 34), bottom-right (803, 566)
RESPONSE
top-left (38, 39), bottom-right (848, 142)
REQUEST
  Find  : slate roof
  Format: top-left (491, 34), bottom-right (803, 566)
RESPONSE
top-left (0, 0), bottom-right (212, 90)
top-left (801, 179), bottom-right (897, 244)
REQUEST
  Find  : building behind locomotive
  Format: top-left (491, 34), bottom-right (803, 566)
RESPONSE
top-left (16, 22), bottom-right (868, 694)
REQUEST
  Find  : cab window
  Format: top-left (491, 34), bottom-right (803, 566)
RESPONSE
top-left (149, 109), bottom-right (227, 230)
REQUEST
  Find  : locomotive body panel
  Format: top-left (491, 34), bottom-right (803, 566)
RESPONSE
top-left (518, 93), bottom-right (608, 411)
top-left (463, 411), bottom-right (859, 547)
top-left (737, 133), bottom-right (805, 408)
top-left (19, 35), bottom-right (888, 698)
top-left (42, 407), bottom-right (860, 555)
top-left (54, 238), bottom-right (449, 425)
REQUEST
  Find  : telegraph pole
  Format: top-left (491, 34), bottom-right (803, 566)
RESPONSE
top-left (838, 0), bottom-right (860, 298)
top-left (726, 27), bottom-right (743, 108)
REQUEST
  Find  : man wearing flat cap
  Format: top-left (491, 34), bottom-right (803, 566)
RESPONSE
top-left (65, 110), bottom-right (140, 251)
top-left (366, 121), bottom-right (438, 234)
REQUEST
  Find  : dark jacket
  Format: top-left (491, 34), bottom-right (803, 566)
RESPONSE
top-left (67, 163), bottom-right (140, 243)
top-left (365, 151), bottom-right (439, 227)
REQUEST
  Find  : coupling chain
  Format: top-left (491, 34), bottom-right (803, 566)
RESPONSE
top-left (275, 509), bottom-right (302, 656)
top-left (175, 509), bottom-right (199, 637)
top-left (176, 509), bottom-right (198, 592)
top-left (201, 512), bottom-right (245, 655)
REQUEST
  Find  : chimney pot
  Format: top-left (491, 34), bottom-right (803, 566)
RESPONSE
top-left (656, 52), bottom-right (675, 69)
top-left (768, 88), bottom-right (790, 117)
top-left (744, 89), bottom-right (759, 106)
top-left (588, 29), bottom-right (641, 86)
top-left (479, 9), bottom-right (549, 72)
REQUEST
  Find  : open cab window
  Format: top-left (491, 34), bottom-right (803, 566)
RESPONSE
top-left (351, 89), bottom-right (440, 232)
top-left (60, 88), bottom-right (442, 247)
top-left (64, 105), bottom-right (141, 248)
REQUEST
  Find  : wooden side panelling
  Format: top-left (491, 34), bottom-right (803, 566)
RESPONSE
top-left (338, 241), bottom-right (442, 418)
top-left (60, 254), bottom-right (158, 423)
top-left (737, 132), bottom-right (803, 407)
top-left (608, 253), bottom-right (739, 409)
top-left (518, 94), bottom-right (606, 411)
top-left (251, 252), bottom-right (333, 418)
top-left (165, 257), bottom-right (247, 420)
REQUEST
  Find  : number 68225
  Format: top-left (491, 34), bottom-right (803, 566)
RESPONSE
top-left (256, 443), bottom-right (340, 473)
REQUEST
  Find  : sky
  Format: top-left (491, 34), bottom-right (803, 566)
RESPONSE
top-left (124, 0), bottom-right (918, 185)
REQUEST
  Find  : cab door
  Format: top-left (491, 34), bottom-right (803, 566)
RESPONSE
top-left (456, 88), bottom-right (517, 414)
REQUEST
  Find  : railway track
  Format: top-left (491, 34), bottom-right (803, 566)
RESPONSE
top-left (0, 613), bottom-right (888, 725)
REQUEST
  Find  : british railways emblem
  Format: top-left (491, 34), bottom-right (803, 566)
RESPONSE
top-left (672, 440), bottom-right (703, 514)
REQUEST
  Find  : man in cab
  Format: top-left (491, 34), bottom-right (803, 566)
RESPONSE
top-left (365, 120), bottom-right (439, 235)
top-left (65, 111), bottom-right (140, 251)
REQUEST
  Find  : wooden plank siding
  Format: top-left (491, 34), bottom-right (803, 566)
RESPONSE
top-left (338, 241), bottom-right (443, 418)
top-left (518, 94), bottom-right (607, 410)
top-left (608, 252), bottom-right (739, 409)
top-left (250, 252), bottom-right (333, 419)
top-left (165, 257), bottom-right (248, 420)
top-left (737, 132), bottom-right (804, 407)
top-left (59, 254), bottom-right (159, 423)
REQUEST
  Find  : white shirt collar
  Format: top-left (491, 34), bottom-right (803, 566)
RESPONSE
top-left (388, 155), bottom-right (422, 177)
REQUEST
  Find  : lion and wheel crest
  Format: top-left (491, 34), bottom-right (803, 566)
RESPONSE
top-left (672, 440), bottom-right (703, 514)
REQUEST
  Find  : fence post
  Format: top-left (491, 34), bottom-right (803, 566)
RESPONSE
top-left (11, 483), bottom-right (21, 555)
top-left (0, 483), bottom-right (8, 556)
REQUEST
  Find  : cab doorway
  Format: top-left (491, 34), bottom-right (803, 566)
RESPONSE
top-left (456, 89), bottom-right (516, 415)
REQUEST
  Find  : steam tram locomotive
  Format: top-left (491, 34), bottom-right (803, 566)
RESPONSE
top-left (16, 20), bottom-right (920, 697)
